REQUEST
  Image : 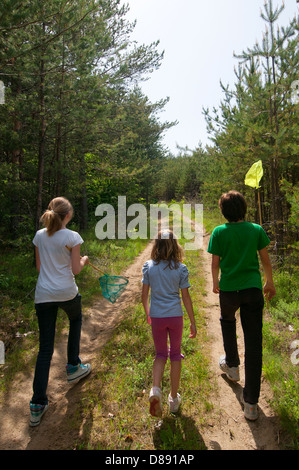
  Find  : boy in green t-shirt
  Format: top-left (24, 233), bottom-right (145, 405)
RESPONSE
top-left (207, 191), bottom-right (276, 420)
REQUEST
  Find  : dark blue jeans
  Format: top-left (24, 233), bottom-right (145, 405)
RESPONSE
top-left (219, 288), bottom-right (264, 404)
top-left (31, 293), bottom-right (82, 405)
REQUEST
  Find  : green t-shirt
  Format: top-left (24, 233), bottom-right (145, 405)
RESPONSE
top-left (207, 221), bottom-right (270, 291)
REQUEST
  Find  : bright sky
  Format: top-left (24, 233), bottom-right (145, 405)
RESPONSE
top-left (122, 0), bottom-right (298, 155)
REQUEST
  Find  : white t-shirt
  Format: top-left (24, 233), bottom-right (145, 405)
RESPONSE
top-left (33, 228), bottom-right (83, 303)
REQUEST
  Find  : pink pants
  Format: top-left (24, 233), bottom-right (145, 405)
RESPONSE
top-left (151, 316), bottom-right (184, 362)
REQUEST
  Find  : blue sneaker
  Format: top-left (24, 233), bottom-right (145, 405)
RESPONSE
top-left (29, 402), bottom-right (48, 427)
top-left (66, 363), bottom-right (91, 384)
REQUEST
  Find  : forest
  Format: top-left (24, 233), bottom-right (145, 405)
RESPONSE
top-left (0, 0), bottom-right (176, 239)
top-left (0, 0), bottom-right (298, 257)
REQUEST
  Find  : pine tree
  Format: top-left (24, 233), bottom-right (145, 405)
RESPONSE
top-left (0, 0), bottom-right (171, 238)
top-left (234, 0), bottom-right (298, 252)
top-left (201, 0), bottom-right (298, 255)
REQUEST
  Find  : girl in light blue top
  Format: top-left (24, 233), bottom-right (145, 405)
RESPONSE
top-left (142, 230), bottom-right (197, 417)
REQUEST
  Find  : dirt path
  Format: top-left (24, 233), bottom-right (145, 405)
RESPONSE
top-left (0, 234), bottom-right (284, 450)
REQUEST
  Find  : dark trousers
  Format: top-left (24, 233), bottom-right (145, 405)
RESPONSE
top-left (31, 293), bottom-right (82, 405)
top-left (219, 288), bottom-right (264, 404)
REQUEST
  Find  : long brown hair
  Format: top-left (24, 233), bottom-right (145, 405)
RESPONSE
top-left (40, 197), bottom-right (73, 236)
top-left (151, 230), bottom-right (184, 269)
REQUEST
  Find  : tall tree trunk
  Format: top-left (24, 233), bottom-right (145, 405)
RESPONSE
top-left (10, 74), bottom-right (22, 237)
top-left (269, 29), bottom-right (284, 254)
top-left (80, 153), bottom-right (88, 230)
top-left (54, 32), bottom-right (66, 196)
top-left (36, 22), bottom-right (46, 231)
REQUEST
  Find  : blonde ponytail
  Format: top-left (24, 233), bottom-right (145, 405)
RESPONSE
top-left (40, 197), bottom-right (73, 236)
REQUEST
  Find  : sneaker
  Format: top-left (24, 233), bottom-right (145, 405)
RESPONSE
top-left (66, 363), bottom-right (91, 384)
top-left (219, 355), bottom-right (240, 382)
top-left (29, 402), bottom-right (48, 427)
top-left (241, 393), bottom-right (258, 421)
top-left (149, 386), bottom-right (162, 417)
top-left (168, 393), bottom-right (181, 413)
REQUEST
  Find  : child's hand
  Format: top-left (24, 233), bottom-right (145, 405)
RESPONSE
top-left (189, 322), bottom-right (197, 338)
top-left (263, 281), bottom-right (276, 300)
top-left (146, 314), bottom-right (151, 326)
top-left (212, 282), bottom-right (219, 294)
top-left (82, 256), bottom-right (89, 266)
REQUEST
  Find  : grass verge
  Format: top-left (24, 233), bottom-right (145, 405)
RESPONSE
top-left (262, 268), bottom-right (299, 449)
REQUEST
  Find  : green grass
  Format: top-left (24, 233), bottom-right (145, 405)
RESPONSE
top-left (262, 298), bottom-right (299, 447)
top-left (261, 267), bottom-right (299, 449)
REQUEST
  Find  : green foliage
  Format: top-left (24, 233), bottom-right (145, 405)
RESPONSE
top-left (262, 256), bottom-right (299, 448)
top-left (263, 334), bottom-right (299, 448)
top-left (0, 0), bottom-right (175, 237)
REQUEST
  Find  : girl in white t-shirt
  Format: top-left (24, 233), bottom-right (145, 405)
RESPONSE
top-left (30, 197), bottom-right (91, 427)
